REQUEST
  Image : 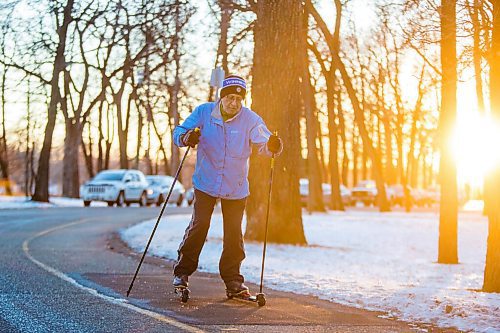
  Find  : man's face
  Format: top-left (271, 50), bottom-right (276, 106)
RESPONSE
top-left (221, 94), bottom-right (243, 115)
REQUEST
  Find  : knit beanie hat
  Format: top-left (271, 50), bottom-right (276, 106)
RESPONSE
top-left (220, 75), bottom-right (247, 99)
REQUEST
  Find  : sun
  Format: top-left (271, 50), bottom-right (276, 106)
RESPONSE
top-left (452, 111), bottom-right (500, 188)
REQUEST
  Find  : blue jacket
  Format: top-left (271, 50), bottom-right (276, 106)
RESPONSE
top-left (173, 102), bottom-right (279, 199)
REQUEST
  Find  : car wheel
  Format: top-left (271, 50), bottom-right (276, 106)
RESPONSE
top-left (84, 201), bottom-right (91, 207)
top-left (116, 192), bottom-right (125, 207)
top-left (156, 194), bottom-right (164, 207)
top-left (139, 192), bottom-right (147, 207)
top-left (176, 194), bottom-right (183, 207)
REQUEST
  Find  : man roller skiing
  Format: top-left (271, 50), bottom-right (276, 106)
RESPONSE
top-left (172, 74), bottom-right (282, 298)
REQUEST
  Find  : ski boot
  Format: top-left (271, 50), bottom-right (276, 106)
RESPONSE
top-left (225, 281), bottom-right (265, 306)
top-left (173, 275), bottom-right (190, 303)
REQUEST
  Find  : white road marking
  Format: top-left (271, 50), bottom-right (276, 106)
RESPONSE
top-left (22, 218), bottom-right (204, 333)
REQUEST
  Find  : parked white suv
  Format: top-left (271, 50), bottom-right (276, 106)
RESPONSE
top-left (80, 169), bottom-right (150, 207)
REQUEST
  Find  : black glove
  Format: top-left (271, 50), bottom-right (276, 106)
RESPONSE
top-left (267, 134), bottom-right (282, 154)
top-left (182, 129), bottom-right (201, 148)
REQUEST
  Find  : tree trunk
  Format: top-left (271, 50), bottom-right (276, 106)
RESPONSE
top-left (378, 71), bottom-right (395, 185)
top-left (81, 121), bottom-right (94, 179)
top-left (169, 42), bottom-right (181, 176)
top-left (135, 98), bottom-right (143, 169)
top-left (438, 0), bottom-right (458, 264)
top-left (217, 0), bottom-right (231, 75)
top-left (308, 38), bottom-right (344, 211)
top-left (25, 83), bottom-right (32, 197)
top-left (115, 83), bottom-right (129, 170)
top-left (317, 120), bottom-right (328, 183)
top-left (0, 65), bottom-right (11, 195)
top-left (245, 0), bottom-right (306, 245)
top-left (302, 19), bottom-right (325, 212)
top-left (338, 95), bottom-right (349, 186)
top-left (472, 0), bottom-right (485, 113)
top-left (405, 65), bottom-right (426, 211)
top-left (62, 120), bottom-right (82, 198)
top-left (483, 0), bottom-right (500, 293)
top-left (33, 0), bottom-right (74, 202)
top-left (97, 100), bottom-right (104, 172)
top-left (208, 0), bottom-right (232, 101)
top-left (353, 129), bottom-right (359, 186)
top-left (328, 83), bottom-right (344, 211)
top-left (303, 74), bottom-right (326, 212)
top-left (104, 102), bottom-right (113, 170)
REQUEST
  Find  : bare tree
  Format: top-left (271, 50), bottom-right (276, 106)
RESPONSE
top-left (307, 0), bottom-right (345, 211)
top-left (32, 0), bottom-right (75, 202)
top-left (307, 0), bottom-right (391, 211)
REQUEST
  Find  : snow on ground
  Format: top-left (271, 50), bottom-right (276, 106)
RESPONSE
top-left (0, 195), bottom-right (108, 209)
top-left (0, 195), bottom-right (190, 209)
top-left (122, 210), bottom-right (500, 333)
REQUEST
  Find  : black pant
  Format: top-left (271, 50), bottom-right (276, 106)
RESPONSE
top-left (173, 189), bottom-right (247, 283)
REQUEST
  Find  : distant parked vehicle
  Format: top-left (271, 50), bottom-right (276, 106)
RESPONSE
top-left (145, 175), bottom-right (185, 207)
top-left (80, 169), bottom-right (149, 207)
top-left (299, 178), bottom-right (352, 208)
top-left (351, 180), bottom-right (395, 206)
top-left (388, 184), bottom-right (415, 206)
top-left (411, 188), bottom-right (434, 207)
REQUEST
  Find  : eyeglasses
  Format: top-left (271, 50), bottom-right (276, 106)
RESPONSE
top-left (224, 95), bottom-right (243, 104)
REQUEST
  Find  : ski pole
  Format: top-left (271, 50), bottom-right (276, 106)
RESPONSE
top-left (126, 129), bottom-right (198, 297)
top-left (259, 150), bottom-right (276, 294)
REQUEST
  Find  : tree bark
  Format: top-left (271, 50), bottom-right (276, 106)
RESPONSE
top-left (0, 63), bottom-right (11, 195)
top-left (438, 0), bottom-right (458, 264)
top-left (115, 78), bottom-right (129, 169)
top-left (245, 0), bottom-right (306, 245)
top-left (62, 120), bottom-right (82, 198)
top-left (483, 0), bottom-right (500, 293)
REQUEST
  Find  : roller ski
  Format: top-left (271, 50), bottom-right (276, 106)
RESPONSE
top-left (173, 275), bottom-right (190, 303)
top-left (225, 281), bottom-right (266, 306)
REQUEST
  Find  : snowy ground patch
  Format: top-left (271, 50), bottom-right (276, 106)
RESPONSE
top-left (0, 195), bottom-right (107, 209)
top-left (121, 210), bottom-right (499, 333)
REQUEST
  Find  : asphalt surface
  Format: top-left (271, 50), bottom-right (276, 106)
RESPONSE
top-left (0, 206), bottom-right (460, 332)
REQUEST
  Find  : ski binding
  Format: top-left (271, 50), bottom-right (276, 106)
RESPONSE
top-left (174, 285), bottom-right (190, 303)
top-left (226, 290), bottom-right (266, 307)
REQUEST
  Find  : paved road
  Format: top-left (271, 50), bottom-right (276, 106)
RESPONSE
top-left (0, 207), bottom-right (458, 332)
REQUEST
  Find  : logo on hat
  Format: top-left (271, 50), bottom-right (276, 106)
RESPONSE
top-left (236, 87), bottom-right (241, 92)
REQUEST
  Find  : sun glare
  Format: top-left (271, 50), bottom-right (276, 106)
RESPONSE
top-left (452, 112), bottom-right (500, 187)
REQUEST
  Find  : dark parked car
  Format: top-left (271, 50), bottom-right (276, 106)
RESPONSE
top-left (145, 175), bottom-right (185, 206)
top-left (299, 178), bottom-right (352, 208)
top-left (351, 180), bottom-right (395, 206)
